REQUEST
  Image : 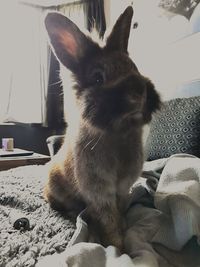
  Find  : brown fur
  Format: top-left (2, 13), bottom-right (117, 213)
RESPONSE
top-left (44, 6), bottom-right (161, 250)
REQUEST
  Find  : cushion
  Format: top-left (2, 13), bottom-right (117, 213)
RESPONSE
top-left (145, 96), bottom-right (200, 161)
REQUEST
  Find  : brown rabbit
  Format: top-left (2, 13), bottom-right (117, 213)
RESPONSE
top-left (44, 6), bottom-right (161, 250)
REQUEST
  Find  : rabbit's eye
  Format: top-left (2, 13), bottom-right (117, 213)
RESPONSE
top-left (92, 71), bottom-right (105, 86)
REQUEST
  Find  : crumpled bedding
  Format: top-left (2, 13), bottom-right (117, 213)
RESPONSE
top-left (37, 154), bottom-right (200, 267)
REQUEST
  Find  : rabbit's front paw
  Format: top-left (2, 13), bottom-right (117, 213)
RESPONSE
top-left (102, 231), bottom-right (124, 252)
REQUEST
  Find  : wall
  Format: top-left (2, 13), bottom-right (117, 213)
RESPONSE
top-left (106, 0), bottom-right (200, 101)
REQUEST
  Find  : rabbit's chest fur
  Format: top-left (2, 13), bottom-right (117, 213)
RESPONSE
top-left (74, 125), bottom-right (143, 208)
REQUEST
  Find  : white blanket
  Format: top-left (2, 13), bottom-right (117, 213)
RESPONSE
top-left (37, 154), bottom-right (200, 267)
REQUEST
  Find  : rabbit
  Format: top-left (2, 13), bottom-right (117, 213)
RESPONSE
top-left (44, 6), bottom-right (161, 251)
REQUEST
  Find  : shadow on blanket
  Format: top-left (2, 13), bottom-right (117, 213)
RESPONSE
top-left (0, 154), bottom-right (200, 267)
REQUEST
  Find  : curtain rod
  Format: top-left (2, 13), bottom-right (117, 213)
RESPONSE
top-left (19, 0), bottom-right (90, 8)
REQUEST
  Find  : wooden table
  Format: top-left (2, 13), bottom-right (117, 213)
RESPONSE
top-left (0, 150), bottom-right (50, 171)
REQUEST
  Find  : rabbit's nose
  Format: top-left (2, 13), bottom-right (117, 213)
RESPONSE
top-left (126, 93), bottom-right (144, 113)
top-left (122, 74), bottom-right (146, 95)
top-left (129, 98), bottom-right (138, 105)
top-left (127, 89), bottom-right (145, 106)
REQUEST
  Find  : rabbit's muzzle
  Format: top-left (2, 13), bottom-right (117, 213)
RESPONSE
top-left (83, 74), bottom-right (147, 131)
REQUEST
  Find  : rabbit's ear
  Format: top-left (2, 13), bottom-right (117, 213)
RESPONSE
top-left (106, 6), bottom-right (133, 53)
top-left (45, 12), bottom-right (97, 72)
top-left (143, 80), bottom-right (161, 123)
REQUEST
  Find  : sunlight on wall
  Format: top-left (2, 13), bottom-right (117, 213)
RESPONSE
top-left (128, 0), bottom-right (200, 100)
top-left (108, 0), bottom-right (200, 101)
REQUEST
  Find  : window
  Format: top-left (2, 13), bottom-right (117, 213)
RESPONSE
top-left (0, 0), bottom-right (103, 125)
top-left (0, 1), bottom-right (50, 124)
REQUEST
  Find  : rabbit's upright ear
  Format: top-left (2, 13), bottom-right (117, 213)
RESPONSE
top-left (45, 13), bottom-right (97, 72)
top-left (106, 6), bottom-right (133, 53)
top-left (143, 80), bottom-right (161, 123)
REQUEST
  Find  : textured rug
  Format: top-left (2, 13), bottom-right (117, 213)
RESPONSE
top-left (0, 165), bottom-right (75, 267)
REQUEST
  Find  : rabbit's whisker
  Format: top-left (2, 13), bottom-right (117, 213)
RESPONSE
top-left (82, 138), bottom-right (96, 152)
top-left (49, 80), bottom-right (62, 87)
top-left (91, 133), bottom-right (103, 151)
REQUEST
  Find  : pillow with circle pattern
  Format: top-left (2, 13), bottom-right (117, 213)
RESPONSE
top-left (144, 96), bottom-right (200, 161)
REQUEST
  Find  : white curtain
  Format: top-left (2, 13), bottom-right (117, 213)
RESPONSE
top-left (59, 2), bottom-right (85, 28)
top-left (0, 0), bottom-right (85, 125)
top-left (0, 1), bottom-right (50, 124)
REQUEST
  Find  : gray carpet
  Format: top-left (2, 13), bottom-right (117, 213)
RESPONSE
top-left (0, 165), bottom-right (75, 267)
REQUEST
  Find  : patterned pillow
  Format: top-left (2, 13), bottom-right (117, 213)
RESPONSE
top-left (145, 96), bottom-right (200, 161)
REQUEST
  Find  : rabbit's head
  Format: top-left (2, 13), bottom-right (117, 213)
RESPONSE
top-left (45, 6), bottom-right (161, 132)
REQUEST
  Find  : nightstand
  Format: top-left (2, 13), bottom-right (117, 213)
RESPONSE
top-left (0, 149), bottom-right (50, 171)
